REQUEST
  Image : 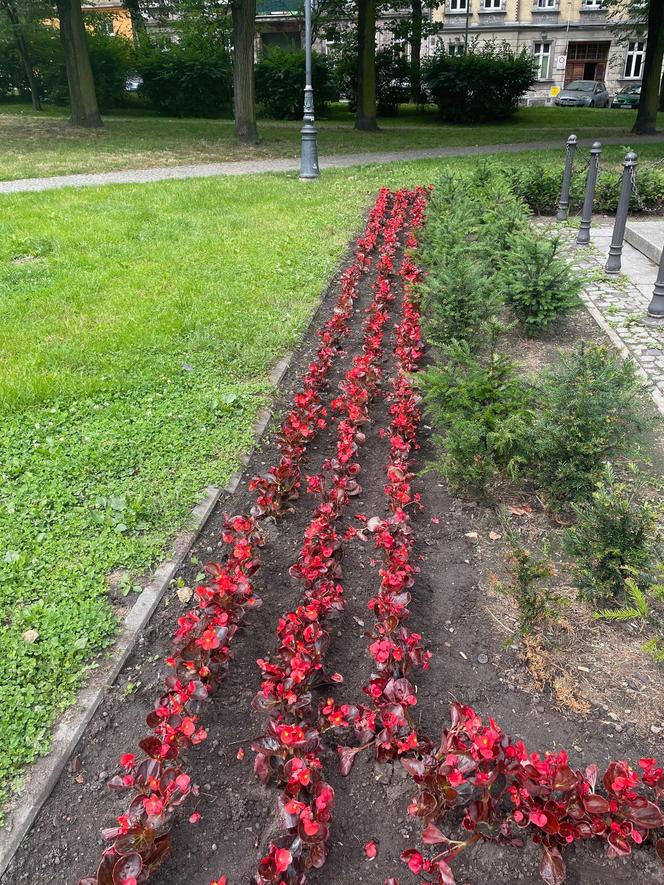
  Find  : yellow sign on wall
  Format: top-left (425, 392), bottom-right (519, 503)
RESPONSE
top-left (550, 86), bottom-right (561, 97)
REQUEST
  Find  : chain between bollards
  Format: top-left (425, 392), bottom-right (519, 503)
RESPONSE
top-left (576, 141), bottom-right (602, 246)
top-left (556, 133), bottom-right (577, 222)
top-left (605, 151), bottom-right (637, 275)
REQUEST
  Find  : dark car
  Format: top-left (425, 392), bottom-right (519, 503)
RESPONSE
top-left (554, 80), bottom-right (610, 108)
top-left (612, 84), bottom-right (641, 109)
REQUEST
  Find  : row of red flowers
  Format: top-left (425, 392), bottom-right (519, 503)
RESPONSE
top-left (78, 188), bottom-right (397, 885)
top-left (249, 188), bottom-right (426, 885)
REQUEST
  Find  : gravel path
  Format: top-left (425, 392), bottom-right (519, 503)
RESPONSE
top-left (3, 133), bottom-right (664, 193)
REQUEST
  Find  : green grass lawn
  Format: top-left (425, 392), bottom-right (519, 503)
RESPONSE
top-left (0, 143), bottom-right (662, 815)
top-left (1, 102), bottom-right (662, 181)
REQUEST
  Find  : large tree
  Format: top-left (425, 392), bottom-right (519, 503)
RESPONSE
top-left (605, 0), bottom-right (664, 132)
top-left (356, 0), bottom-right (377, 130)
top-left (231, 0), bottom-right (258, 142)
top-left (0, 0), bottom-right (42, 110)
top-left (633, 0), bottom-right (664, 133)
top-left (55, 0), bottom-right (102, 126)
top-left (123, 0), bottom-right (147, 41)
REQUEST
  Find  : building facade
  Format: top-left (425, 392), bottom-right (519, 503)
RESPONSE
top-left (432, 0), bottom-right (647, 104)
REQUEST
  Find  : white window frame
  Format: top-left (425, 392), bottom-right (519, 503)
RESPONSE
top-left (482, 0), bottom-right (502, 9)
top-left (448, 0), bottom-right (468, 11)
top-left (448, 42), bottom-right (465, 55)
top-left (535, 0), bottom-right (556, 8)
top-left (581, 0), bottom-right (603, 7)
top-left (533, 41), bottom-right (552, 80)
top-left (624, 40), bottom-right (645, 79)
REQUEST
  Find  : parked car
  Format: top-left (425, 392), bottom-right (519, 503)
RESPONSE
top-left (554, 80), bottom-right (610, 108)
top-left (612, 84), bottom-right (641, 109)
top-left (125, 75), bottom-right (143, 92)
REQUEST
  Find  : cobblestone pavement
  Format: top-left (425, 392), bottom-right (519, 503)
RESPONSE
top-left (2, 132), bottom-right (664, 194)
top-left (567, 221), bottom-right (664, 416)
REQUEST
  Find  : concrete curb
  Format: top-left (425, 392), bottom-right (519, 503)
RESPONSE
top-left (0, 227), bottom-right (349, 879)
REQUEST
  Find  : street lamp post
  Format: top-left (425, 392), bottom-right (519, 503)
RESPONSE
top-left (299, 0), bottom-right (320, 180)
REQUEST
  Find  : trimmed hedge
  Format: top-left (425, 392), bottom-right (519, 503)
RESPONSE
top-left (334, 45), bottom-right (410, 116)
top-left (255, 47), bottom-right (337, 120)
top-left (504, 162), bottom-right (664, 214)
top-left (423, 44), bottom-right (535, 123)
top-left (134, 40), bottom-right (233, 118)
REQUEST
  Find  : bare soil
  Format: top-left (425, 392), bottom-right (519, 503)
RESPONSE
top-left (3, 236), bottom-right (663, 885)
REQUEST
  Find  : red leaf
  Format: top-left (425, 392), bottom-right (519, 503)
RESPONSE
top-left (582, 794), bottom-right (610, 814)
top-left (364, 840), bottom-right (378, 859)
top-left (436, 859), bottom-right (456, 885)
top-left (625, 800), bottom-right (664, 829)
top-left (539, 846), bottom-right (566, 885)
top-left (112, 853), bottom-right (142, 885)
top-left (655, 838), bottom-right (664, 865)
top-left (552, 766), bottom-right (577, 791)
top-left (338, 745), bottom-right (359, 777)
top-left (422, 822), bottom-right (448, 845)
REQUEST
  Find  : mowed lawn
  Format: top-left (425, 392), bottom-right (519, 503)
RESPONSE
top-left (1, 102), bottom-right (662, 181)
top-left (0, 142), bottom-right (662, 812)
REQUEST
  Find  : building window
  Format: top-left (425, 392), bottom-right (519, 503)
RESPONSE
top-left (581, 0), bottom-right (603, 6)
top-left (535, 0), bottom-right (556, 7)
top-left (448, 0), bottom-right (468, 10)
top-left (533, 41), bottom-right (551, 79)
top-left (624, 40), bottom-right (645, 79)
top-left (483, 0), bottom-right (502, 9)
top-left (448, 42), bottom-right (465, 55)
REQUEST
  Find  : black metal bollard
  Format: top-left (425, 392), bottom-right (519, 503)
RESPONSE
top-left (556, 134), bottom-right (577, 222)
top-left (646, 244), bottom-right (664, 323)
top-left (605, 151), bottom-right (637, 274)
top-left (576, 141), bottom-right (602, 246)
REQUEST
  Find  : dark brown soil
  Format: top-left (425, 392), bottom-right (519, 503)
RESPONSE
top-left (3, 233), bottom-right (663, 885)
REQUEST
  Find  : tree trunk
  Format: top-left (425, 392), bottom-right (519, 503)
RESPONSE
top-left (355, 0), bottom-right (378, 130)
top-left (632, 0), bottom-right (664, 134)
top-left (409, 0), bottom-right (423, 105)
top-left (659, 65), bottom-right (664, 112)
top-left (55, 0), bottom-right (102, 128)
top-left (123, 0), bottom-right (146, 43)
top-left (232, 0), bottom-right (259, 143)
top-left (0, 0), bottom-right (41, 111)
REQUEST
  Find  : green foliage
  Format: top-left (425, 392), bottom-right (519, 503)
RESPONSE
top-left (496, 545), bottom-right (562, 634)
top-left (423, 42), bottom-right (536, 123)
top-left (255, 47), bottom-right (337, 120)
top-left (421, 249), bottom-right (502, 348)
top-left (135, 38), bottom-right (233, 117)
top-left (505, 161), bottom-right (664, 215)
top-left (0, 22), bottom-right (133, 109)
top-left (564, 465), bottom-right (660, 603)
top-left (495, 230), bottom-right (582, 333)
top-left (529, 344), bottom-right (650, 504)
top-left (333, 44), bottom-right (410, 116)
top-left (420, 337), bottom-right (532, 490)
top-left (593, 577), bottom-right (651, 621)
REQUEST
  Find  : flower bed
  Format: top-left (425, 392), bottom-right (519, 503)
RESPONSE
top-left (26, 185), bottom-right (662, 885)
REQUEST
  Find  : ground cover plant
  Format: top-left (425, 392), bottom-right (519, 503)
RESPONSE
top-left (0, 104), bottom-right (662, 182)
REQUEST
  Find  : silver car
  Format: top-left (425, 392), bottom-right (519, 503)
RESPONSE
top-left (554, 80), bottom-right (610, 108)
